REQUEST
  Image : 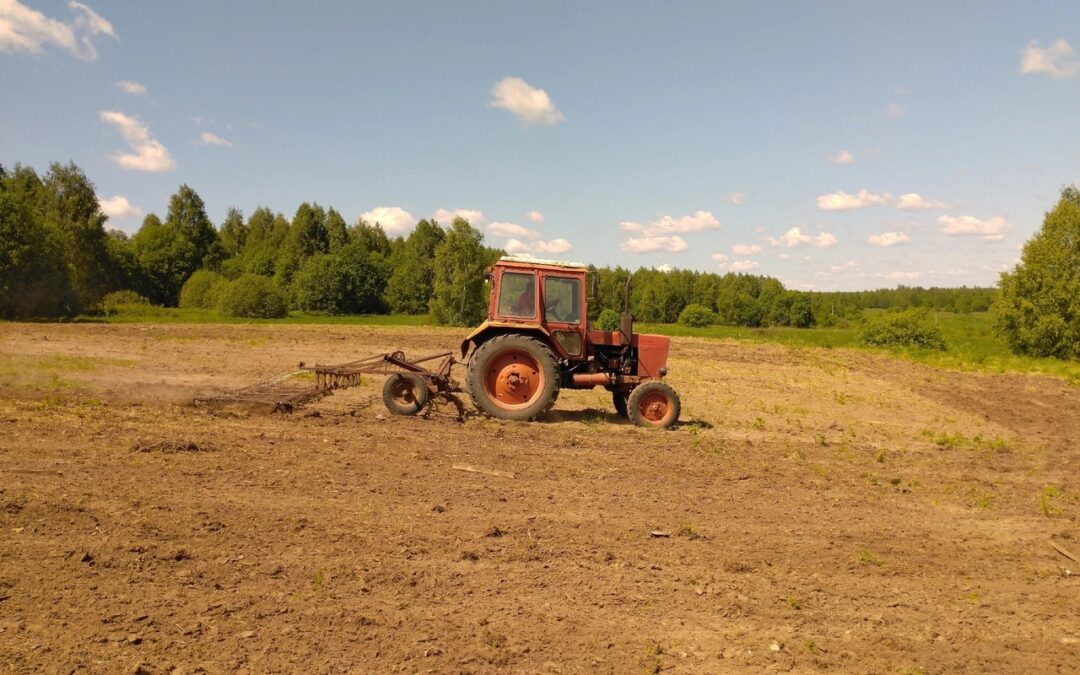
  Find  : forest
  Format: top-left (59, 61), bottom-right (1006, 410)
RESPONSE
top-left (0, 160), bottom-right (999, 329)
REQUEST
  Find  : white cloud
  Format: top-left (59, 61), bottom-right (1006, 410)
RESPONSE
top-left (730, 260), bottom-right (760, 272)
top-left (732, 243), bottom-right (762, 256)
top-left (432, 208), bottom-right (485, 227)
top-left (115, 80), bottom-right (146, 95)
top-left (767, 227), bottom-right (838, 248)
top-left (828, 150), bottom-right (855, 165)
top-left (897, 193), bottom-right (947, 210)
top-left (709, 252), bottom-right (729, 263)
top-left (1019, 38), bottom-right (1080, 79)
top-left (98, 110), bottom-right (176, 172)
top-left (525, 210), bottom-right (545, 223)
top-left (726, 192), bottom-right (746, 205)
top-left (867, 231), bottom-right (910, 247)
top-left (888, 271), bottom-right (922, 280)
top-left (621, 235), bottom-right (688, 254)
top-left (359, 206), bottom-right (416, 235)
top-left (0, 0), bottom-right (114, 61)
top-left (886, 102), bottom-right (907, 118)
top-left (938, 214), bottom-right (1011, 241)
top-left (619, 210), bottom-right (720, 236)
top-left (487, 221), bottom-right (538, 240)
top-left (816, 189), bottom-right (893, 211)
top-left (656, 264), bottom-right (674, 273)
top-left (504, 237), bottom-right (572, 255)
top-left (97, 194), bottom-right (143, 219)
top-left (198, 131), bottom-right (232, 148)
top-left (489, 76), bottom-right (565, 126)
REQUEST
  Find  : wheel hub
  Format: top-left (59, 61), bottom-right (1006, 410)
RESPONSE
top-left (485, 349), bottom-right (544, 408)
top-left (639, 392), bottom-right (670, 423)
top-left (392, 380), bottom-right (416, 404)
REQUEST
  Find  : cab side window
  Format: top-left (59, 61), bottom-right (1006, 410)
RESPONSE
top-left (497, 272), bottom-right (536, 318)
top-left (544, 277), bottom-right (581, 324)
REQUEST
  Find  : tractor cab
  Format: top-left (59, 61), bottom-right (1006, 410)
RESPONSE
top-left (466, 256), bottom-right (589, 360)
top-left (460, 256), bottom-right (681, 428)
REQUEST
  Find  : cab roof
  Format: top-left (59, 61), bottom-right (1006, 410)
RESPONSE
top-left (496, 255), bottom-right (588, 271)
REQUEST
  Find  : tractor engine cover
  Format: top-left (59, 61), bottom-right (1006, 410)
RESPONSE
top-left (634, 334), bottom-right (670, 378)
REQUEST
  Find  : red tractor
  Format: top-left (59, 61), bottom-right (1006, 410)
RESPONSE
top-left (459, 256), bottom-right (681, 428)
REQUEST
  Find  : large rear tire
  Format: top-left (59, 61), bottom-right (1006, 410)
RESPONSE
top-left (382, 373), bottom-right (429, 415)
top-left (628, 381), bottom-right (680, 429)
top-left (467, 334), bottom-right (560, 421)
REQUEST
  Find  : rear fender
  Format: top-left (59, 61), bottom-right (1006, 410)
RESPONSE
top-left (460, 321), bottom-right (551, 358)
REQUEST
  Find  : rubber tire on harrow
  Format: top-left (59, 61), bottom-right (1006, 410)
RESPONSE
top-left (627, 381), bottom-right (680, 429)
top-left (382, 373), bottom-right (429, 415)
top-left (467, 334), bottom-right (560, 422)
top-left (612, 389), bottom-right (629, 419)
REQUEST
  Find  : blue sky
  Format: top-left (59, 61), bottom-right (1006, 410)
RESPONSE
top-left (3, 1), bottom-right (1079, 290)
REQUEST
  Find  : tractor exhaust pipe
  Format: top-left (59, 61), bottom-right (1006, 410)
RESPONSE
top-left (571, 372), bottom-right (614, 388)
top-left (620, 273), bottom-right (633, 346)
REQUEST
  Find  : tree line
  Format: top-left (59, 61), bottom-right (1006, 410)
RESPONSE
top-left (1, 160), bottom-right (997, 331)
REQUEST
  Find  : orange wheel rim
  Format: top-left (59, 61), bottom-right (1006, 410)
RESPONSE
top-left (638, 391), bottom-right (672, 424)
top-left (485, 349), bottom-right (544, 410)
top-left (391, 378), bottom-right (417, 405)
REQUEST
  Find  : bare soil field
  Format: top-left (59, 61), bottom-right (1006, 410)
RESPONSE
top-left (1, 323), bottom-right (1078, 674)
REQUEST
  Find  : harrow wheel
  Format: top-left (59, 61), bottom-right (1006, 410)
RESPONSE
top-left (467, 334), bottom-right (559, 422)
top-left (382, 373), bottom-right (429, 416)
top-left (627, 381), bottom-right (680, 429)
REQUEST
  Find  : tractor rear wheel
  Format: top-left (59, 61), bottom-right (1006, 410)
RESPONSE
top-left (467, 334), bottom-right (560, 421)
top-left (627, 381), bottom-right (680, 429)
top-left (382, 373), bottom-right (429, 415)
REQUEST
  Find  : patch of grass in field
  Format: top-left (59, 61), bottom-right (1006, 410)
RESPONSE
top-left (644, 312), bottom-right (1080, 383)
top-left (78, 307), bottom-right (436, 326)
top-left (854, 549), bottom-right (885, 566)
top-left (1039, 485), bottom-right (1064, 517)
top-left (0, 353), bottom-right (134, 395)
top-left (639, 321), bottom-right (857, 349)
top-left (74, 307), bottom-right (1080, 381)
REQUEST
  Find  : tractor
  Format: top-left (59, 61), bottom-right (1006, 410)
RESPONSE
top-left (457, 256), bottom-right (681, 428)
top-left (197, 255), bottom-right (681, 427)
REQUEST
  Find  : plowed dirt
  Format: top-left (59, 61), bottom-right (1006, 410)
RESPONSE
top-left (1, 323), bottom-right (1077, 673)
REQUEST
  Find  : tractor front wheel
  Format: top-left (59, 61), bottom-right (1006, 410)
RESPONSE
top-left (627, 381), bottom-right (680, 429)
top-left (467, 334), bottom-right (560, 421)
top-left (612, 389), bottom-right (629, 418)
top-left (382, 373), bottom-right (429, 415)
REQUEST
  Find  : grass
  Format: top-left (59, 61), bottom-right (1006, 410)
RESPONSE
top-left (67, 308), bottom-right (1080, 382)
top-left (78, 308), bottom-right (436, 326)
top-left (641, 312), bottom-right (1080, 384)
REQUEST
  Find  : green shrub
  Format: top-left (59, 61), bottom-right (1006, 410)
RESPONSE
top-left (100, 290), bottom-right (152, 316)
top-left (678, 303), bottom-right (715, 327)
top-left (595, 308), bottom-right (620, 331)
top-left (217, 274), bottom-right (288, 318)
top-left (179, 270), bottom-right (228, 309)
top-left (992, 187), bottom-right (1080, 360)
top-left (290, 245), bottom-right (389, 314)
top-left (859, 308), bottom-right (947, 351)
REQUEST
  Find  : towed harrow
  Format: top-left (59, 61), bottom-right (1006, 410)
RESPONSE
top-left (194, 351), bottom-right (464, 417)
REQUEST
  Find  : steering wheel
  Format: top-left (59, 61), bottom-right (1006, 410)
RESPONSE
top-left (547, 299), bottom-right (569, 323)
